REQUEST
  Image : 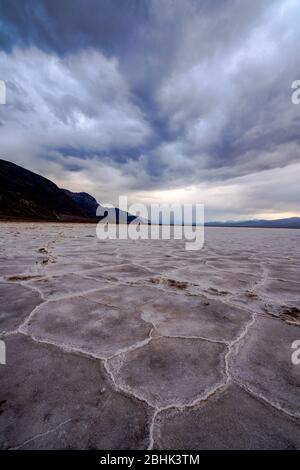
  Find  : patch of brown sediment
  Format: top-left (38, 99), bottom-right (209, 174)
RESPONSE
top-left (269, 305), bottom-right (300, 326)
top-left (41, 257), bottom-right (56, 265)
top-left (245, 291), bottom-right (258, 298)
top-left (6, 274), bottom-right (42, 281)
top-left (26, 273), bottom-right (101, 300)
top-left (149, 276), bottom-right (189, 290)
top-left (206, 287), bottom-right (229, 296)
top-left (37, 248), bottom-right (48, 254)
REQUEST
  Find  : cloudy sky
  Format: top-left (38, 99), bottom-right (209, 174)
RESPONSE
top-left (0, 0), bottom-right (300, 221)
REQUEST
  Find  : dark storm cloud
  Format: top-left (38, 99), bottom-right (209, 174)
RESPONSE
top-left (0, 0), bottom-right (299, 211)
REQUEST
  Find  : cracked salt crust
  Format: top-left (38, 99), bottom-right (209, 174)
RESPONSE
top-left (0, 223), bottom-right (299, 449)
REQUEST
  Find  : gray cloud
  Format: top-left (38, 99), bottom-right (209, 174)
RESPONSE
top-left (0, 47), bottom-right (152, 155)
top-left (0, 0), bottom-right (300, 219)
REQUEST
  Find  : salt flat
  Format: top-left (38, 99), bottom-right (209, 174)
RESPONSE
top-left (0, 223), bottom-right (299, 449)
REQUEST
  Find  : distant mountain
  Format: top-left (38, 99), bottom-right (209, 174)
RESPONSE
top-left (0, 159), bottom-right (136, 223)
top-left (205, 217), bottom-right (300, 229)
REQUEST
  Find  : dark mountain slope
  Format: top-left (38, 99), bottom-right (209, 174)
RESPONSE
top-left (62, 189), bottom-right (99, 218)
top-left (63, 189), bottom-right (137, 223)
top-left (0, 159), bottom-right (89, 221)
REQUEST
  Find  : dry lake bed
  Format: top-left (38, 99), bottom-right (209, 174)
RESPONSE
top-left (0, 222), bottom-right (299, 449)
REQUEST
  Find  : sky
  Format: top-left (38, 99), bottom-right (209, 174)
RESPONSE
top-left (0, 0), bottom-right (300, 221)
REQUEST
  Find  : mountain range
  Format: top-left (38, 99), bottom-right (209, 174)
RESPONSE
top-left (0, 159), bottom-right (299, 228)
top-left (205, 218), bottom-right (300, 229)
